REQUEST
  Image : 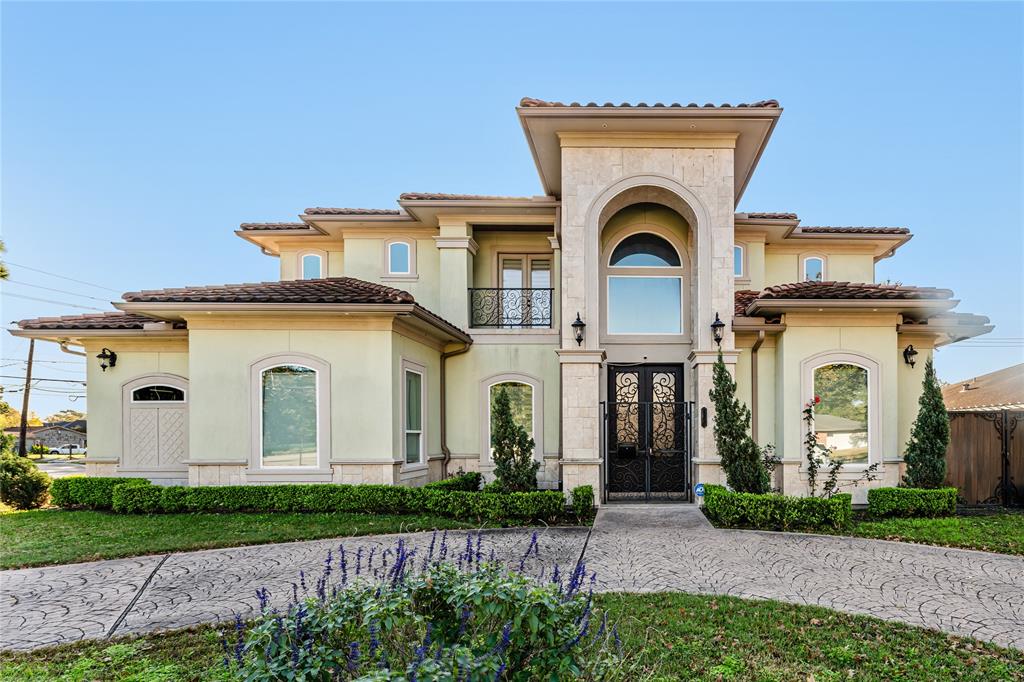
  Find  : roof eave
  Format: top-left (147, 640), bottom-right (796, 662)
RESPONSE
top-left (747, 299), bottom-right (958, 317)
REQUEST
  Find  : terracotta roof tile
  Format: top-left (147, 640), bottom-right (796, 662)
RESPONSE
top-left (239, 222), bottom-right (310, 231)
top-left (942, 363), bottom-right (1024, 412)
top-left (17, 312), bottom-right (185, 331)
top-left (399, 192), bottom-right (534, 201)
top-left (799, 226), bottom-right (910, 235)
top-left (304, 207), bottom-right (402, 216)
top-left (519, 97), bottom-right (780, 109)
top-left (757, 281), bottom-right (953, 301)
top-left (735, 290), bottom-right (761, 316)
top-left (736, 212), bottom-right (798, 220)
top-left (122, 277), bottom-right (416, 305)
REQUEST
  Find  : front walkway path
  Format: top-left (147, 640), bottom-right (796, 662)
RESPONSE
top-left (2, 506), bottom-right (1022, 652)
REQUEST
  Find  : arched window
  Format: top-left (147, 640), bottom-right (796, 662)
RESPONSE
top-left (803, 256), bottom-right (825, 282)
top-left (131, 385), bottom-right (185, 402)
top-left (488, 381), bottom-right (534, 457)
top-left (388, 241), bottom-right (411, 274)
top-left (301, 253), bottom-right (322, 280)
top-left (609, 233), bottom-right (680, 267)
top-left (606, 232), bottom-right (684, 335)
top-left (812, 362), bottom-right (870, 465)
top-left (734, 244), bottom-right (745, 278)
top-left (260, 364), bottom-right (319, 468)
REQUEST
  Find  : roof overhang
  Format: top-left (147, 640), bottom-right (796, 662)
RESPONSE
top-left (9, 327), bottom-right (187, 346)
top-left (397, 197), bottom-right (559, 227)
top-left (734, 218), bottom-right (913, 261)
top-left (746, 298), bottom-right (959, 318)
top-left (898, 312), bottom-right (994, 347)
top-left (517, 105), bottom-right (781, 201)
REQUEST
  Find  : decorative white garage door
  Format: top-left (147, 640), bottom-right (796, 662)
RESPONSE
top-left (122, 377), bottom-right (189, 470)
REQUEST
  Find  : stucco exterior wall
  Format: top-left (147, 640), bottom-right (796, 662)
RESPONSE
top-left (391, 332), bottom-right (443, 487)
top-left (763, 248), bottom-right (875, 287)
top-left (343, 236), bottom-right (442, 313)
top-left (278, 242), bottom-right (345, 281)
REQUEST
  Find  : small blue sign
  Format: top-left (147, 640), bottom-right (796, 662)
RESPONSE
top-left (694, 483), bottom-right (705, 498)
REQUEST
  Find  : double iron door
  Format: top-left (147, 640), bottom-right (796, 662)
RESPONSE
top-left (605, 365), bottom-right (693, 501)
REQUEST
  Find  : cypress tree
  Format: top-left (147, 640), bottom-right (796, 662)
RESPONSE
top-left (903, 356), bottom-right (950, 489)
top-left (709, 351), bottom-right (770, 493)
top-left (490, 385), bottom-right (539, 492)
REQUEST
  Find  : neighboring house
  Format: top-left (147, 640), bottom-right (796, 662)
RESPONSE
top-left (11, 98), bottom-right (992, 502)
top-left (942, 364), bottom-right (1023, 505)
top-left (4, 424), bottom-right (87, 452)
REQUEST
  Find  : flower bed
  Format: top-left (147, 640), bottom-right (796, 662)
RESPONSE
top-left (702, 484), bottom-right (852, 531)
top-left (866, 487), bottom-right (958, 518)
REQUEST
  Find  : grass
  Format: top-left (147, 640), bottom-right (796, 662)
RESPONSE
top-left (0, 509), bottom-right (479, 569)
top-left (847, 513), bottom-right (1024, 556)
top-left (2, 594), bottom-right (1020, 681)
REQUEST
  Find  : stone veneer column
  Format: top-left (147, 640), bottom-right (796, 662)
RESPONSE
top-left (434, 218), bottom-right (477, 330)
top-left (556, 349), bottom-right (605, 497)
top-left (689, 349), bottom-right (739, 486)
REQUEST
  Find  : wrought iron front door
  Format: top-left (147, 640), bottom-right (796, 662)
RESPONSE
top-left (605, 365), bottom-right (692, 501)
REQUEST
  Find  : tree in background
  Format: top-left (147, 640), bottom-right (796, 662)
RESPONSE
top-left (0, 239), bottom-right (8, 279)
top-left (709, 351), bottom-right (771, 493)
top-left (903, 357), bottom-right (950, 489)
top-left (490, 385), bottom-right (539, 492)
top-left (44, 409), bottom-right (86, 424)
top-left (0, 398), bottom-right (42, 430)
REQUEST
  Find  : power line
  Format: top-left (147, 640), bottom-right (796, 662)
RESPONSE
top-left (4, 262), bottom-right (121, 294)
top-left (5, 279), bottom-right (111, 302)
top-left (2, 292), bottom-right (105, 311)
top-left (1, 358), bottom-right (83, 364)
top-left (0, 375), bottom-right (86, 383)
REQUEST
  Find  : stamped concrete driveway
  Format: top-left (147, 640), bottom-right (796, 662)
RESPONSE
top-left (2, 506), bottom-right (1022, 652)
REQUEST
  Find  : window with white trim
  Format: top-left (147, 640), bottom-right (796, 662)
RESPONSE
top-left (607, 232), bottom-right (684, 334)
top-left (403, 368), bottom-right (424, 464)
top-left (388, 241), bottom-right (412, 275)
top-left (260, 364), bottom-right (318, 468)
top-left (812, 362), bottom-right (869, 465)
top-left (803, 256), bottom-right (825, 282)
top-left (733, 245), bottom-right (745, 277)
top-left (301, 253), bottom-right (322, 280)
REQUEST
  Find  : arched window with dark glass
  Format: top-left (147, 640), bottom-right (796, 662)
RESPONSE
top-left (609, 233), bottom-right (681, 267)
top-left (131, 385), bottom-right (186, 402)
top-left (607, 232), bottom-right (684, 334)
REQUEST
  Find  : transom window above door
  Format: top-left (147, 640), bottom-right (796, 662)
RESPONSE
top-left (610, 233), bottom-right (680, 267)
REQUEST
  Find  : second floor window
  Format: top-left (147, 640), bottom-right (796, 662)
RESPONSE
top-left (734, 245), bottom-right (745, 277)
top-left (499, 256), bottom-right (551, 327)
top-left (301, 254), bottom-right (322, 280)
top-left (607, 233), bottom-right (684, 335)
top-left (388, 241), bottom-right (411, 274)
top-left (803, 256), bottom-right (825, 282)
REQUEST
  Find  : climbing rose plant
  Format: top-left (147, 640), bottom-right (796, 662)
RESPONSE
top-left (803, 398), bottom-right (879, 498)
top-left (902, 357), bottom-right (950, 489)
top-left (709, 350), bottom-right (771, 494)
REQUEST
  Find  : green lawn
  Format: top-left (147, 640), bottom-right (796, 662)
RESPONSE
top-left (2, 594), bottom-right (1020, 681)
top-left (0, 509), bottom-right (478, 569)
top-left (848, 513), bottom-right (1024, 556)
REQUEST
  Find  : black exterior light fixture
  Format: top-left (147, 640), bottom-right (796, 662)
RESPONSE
top-left (711, 313), bottom-right (726, 347)
top-left (903, 344), bottom-right (918, 368)
top-left (96, 347), bottom-right (117, 372)
top-left (571, 313), bottom-right (586, 346)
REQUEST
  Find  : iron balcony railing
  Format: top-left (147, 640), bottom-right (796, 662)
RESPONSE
top-left (468, 288), bottom-right (554, 329)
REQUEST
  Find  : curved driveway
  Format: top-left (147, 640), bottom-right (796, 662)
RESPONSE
top-left (2, 506), bottom-right (1022, 651)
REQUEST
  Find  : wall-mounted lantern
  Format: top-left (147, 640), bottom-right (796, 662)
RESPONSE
top-left (711, 313), bottom-right (725, 347)
top-left (571, 313), bottom-right (586, 347)
top-left (903, 344), bottom-right (918, 368)
top-left (96, 347), bottom-right (117, 372)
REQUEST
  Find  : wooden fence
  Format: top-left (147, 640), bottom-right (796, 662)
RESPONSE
top-left (945, 410), bottom-right (1023, 506)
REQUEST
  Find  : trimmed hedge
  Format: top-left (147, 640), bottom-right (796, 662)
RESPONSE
top-left (867, 487), bottom-right (957, 519)
top-left (49, 476), bottom-right (151, 510)
top-left (423, 471), bottom-right (482, 492)
top-left (105, 480), bottom-right (566, 525)
top-left (702, 484), bottom-right (852, 531)
top-left (570, 485), bottom-right (595, 520)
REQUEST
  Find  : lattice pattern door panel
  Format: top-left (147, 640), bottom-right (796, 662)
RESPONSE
top-left (128, 410), bottom-right (160, 468)
top-left (157, 408), bottom-right (188, 467)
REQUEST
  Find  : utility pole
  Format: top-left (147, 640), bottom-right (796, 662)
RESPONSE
top-left (18, 339), bottom-right (34, 457)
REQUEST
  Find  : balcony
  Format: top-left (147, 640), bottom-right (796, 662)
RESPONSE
top-left (468, 288), bottom-right (554, 329)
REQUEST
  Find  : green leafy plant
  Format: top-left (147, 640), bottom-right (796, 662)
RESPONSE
top-left (803, 398), bottom-right (879, 498)
top-left (702, 484), bottom-right (852, 531)
top-left (49, 476), bottom-right (151, 510)
top-left (490, 384), bottom-right (540, 492)
top-left (570, 485), bottom-right (595, 522)
top-left (867, 487), bottom-right (957, 518)
top-left (903, 357), bottom-right (951, 489)
top-left (423, 471), bottom-right (481, 492)
top-left (710, 351), bottom-right (770, 493)
top-left (0, 455), bottom-right (51, 510)
top-left (28, 443), bottom-right (49, 455)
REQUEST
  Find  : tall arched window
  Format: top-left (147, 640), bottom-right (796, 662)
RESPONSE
top-left (812, 362), bottom-right (870, 465)
top-left (301, 254), bottom-right (322, 280)
top-left (607, 232), bottom-right (684, 334)
top-left (733, 244), bottom-right (745, 278)
top-left (488, 381), bottom-right (534, 457)
top-left (803, 256), bottom-right (825, 282)
top-left (260, 364), bottom-right (318, 467)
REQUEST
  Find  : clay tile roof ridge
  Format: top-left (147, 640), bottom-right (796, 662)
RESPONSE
top-left (798, 226), bottom-right (910, 234)
top-left (304, 207), bottom-right (403, 216)
top-left (737, 212), bottom-right (799, 220)
top-left (239, 222), bottom-right (309, 230)
top-left (398, 192), bottom-right (536, 201)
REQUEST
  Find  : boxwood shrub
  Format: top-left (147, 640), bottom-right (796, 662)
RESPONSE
top-left (867, 487), bottom-right (957, 518)
top-left (424, 471), bottom-right (482, 492)
top-left (111, 483), bottom-right (163, 514)
top-left (49, 476), bottom-right (151, 510)
top-left (570, 485), bottom-right (595, 520)
top-left (702, 484), bottom-right (852, 531)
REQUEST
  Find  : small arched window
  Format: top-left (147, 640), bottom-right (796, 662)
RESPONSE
top-left (388, 241), bottom-right (411, 274)
top-left (803, 256), bottom-right (825, 282)
top-left (610, 233), bottom-right (680, 267)
top-left (301, 254), bottom-right (322, 280)
top-left (131, 385), bottom-right (185, 402)
top-left (734, 245), bottom-right (745, 277)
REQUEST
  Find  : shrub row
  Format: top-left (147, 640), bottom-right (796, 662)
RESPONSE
top-left (49, 476), bottom-right (150, 510)
top-left (570, 485), bottom-right (595, 519)
top-left (866, 487), bottom-right (957, 518)
top-left (423, 471), bottom-right (482, 492)
top-left (702, 484), bottom-right (852, 531)
top-left (103, 479), bottom-right (570, 525)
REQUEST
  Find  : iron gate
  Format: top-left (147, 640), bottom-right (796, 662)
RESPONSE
top-left (602, 365), bottom-right (694, 501)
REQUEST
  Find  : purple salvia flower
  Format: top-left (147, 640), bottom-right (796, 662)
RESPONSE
top-left (613, 625), bottom-right (623, 655)
top-left (368, 622), bottom-right (380, 656)
top-left (299, 570), bottom-right (307, 593)
top-left (457, 604), bottom-right (471, 636)
top-left (474, 533), bottom-right (483, 567)
top-left (347, 641), bottom-right (360, 673)
top-left (439, 530), bottom-right (449, 561)
top-left (256, 587), bottom-right (269, 612)
top-left (356, 546), bottom-right (364, 575)
top-left (367, 546), bottom-right (377, 571)
top-left (494, 662), bottom-right (507, 681)
top-left (339, 544), bottom-right (348, 584)
top-left (291, 582), bottom-right (299, 603)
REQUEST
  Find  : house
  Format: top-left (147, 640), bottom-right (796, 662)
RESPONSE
top-left (4, 423), bottom-right (87, 452)
top-left (11, 98), bottom-right (993, 503)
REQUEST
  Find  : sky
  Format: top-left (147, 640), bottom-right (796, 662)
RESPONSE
top-left (2, 1), bottom-right (1022, 419)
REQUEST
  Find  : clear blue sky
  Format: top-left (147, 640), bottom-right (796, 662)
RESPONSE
top-left (2, 1), bottom-right (1021, 418)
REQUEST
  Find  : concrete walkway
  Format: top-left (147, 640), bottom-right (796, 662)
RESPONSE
top-left (2, 505), bottom-right (1022, 651)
